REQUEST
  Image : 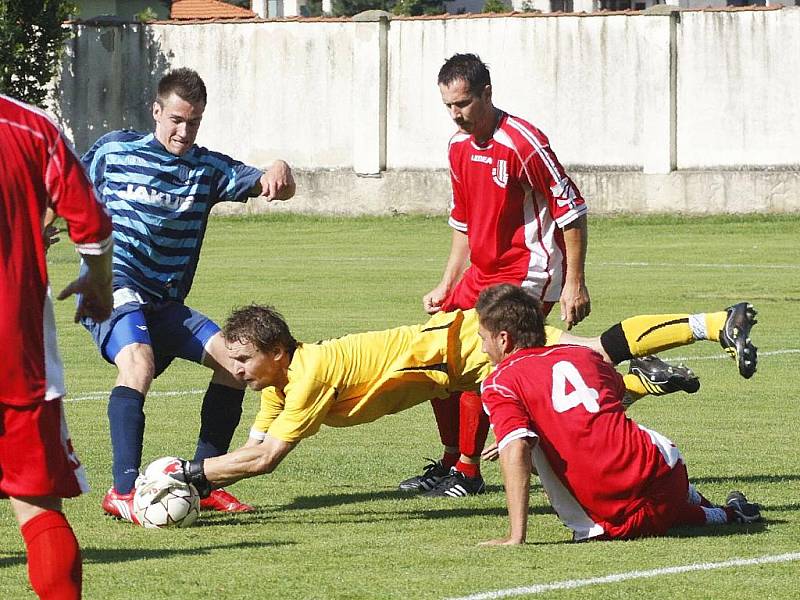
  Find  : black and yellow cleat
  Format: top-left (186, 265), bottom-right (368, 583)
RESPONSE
top-left (720, 302), bottom-right (758, 379)
top-left (726, 490), bottom-right (763, 524)
top-left (629, 355), bottom-right (700, 396)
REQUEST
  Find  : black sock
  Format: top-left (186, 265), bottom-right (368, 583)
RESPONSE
top-left (193, 383), bottom-right (245, 461)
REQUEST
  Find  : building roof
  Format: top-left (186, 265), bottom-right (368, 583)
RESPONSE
top-left (170, 0), bottom-right (258, 20)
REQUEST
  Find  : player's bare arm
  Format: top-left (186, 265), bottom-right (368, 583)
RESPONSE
top-left (480, 436), bottom-right (533, 546)
top-left (201, 434), bottom-right (296, 488)
top-left (250, 159), bottom-right (296, 201)
top-left (560, 215), bottom-right (590, 330)
top-left (424, 229), bottom-right (470, 313)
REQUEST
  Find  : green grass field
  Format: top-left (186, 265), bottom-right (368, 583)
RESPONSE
top-left (2, 214), bottom-right (799, 599)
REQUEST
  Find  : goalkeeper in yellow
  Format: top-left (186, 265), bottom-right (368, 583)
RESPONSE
top-left (170, 293), bottom-right (756, 497)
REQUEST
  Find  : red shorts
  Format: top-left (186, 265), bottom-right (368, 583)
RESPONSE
top-left (442, 267), bottom-right (555, 316)
top-left (597, 462), bottom-right (703, 540)
top-left (0, 398), bottom-right (88, 499)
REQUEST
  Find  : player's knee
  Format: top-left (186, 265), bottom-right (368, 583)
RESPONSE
top-left (114, 344), bottom-right (156, 390)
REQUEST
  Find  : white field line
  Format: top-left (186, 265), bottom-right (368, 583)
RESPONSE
top-left (312, 258), bottom-right (800, 270)
top-left (667, 348), bottom-right (800, 362)
top-left (63, 350), bottom-right (800, 403)
top-left (591, 261), bottom-right (800, 270)
top-left (64, 389), bottom-right (205, 402)
top-left (446, 552), bottom-right (800, 600)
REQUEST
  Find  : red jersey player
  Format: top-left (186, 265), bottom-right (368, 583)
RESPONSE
top-left (1, 95), bottom-right (113, 599)
top-left (400, 53), bottom-right (590, 497)
top-left (475, 284), bottom-right (761, 545)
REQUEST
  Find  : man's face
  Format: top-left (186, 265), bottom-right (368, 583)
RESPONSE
top-left (439, 78), bottom-right (493, 135)
top-left (152, 92), bottom-right (204, 156)
top-left (478, 323), bottom-right (508, 366)
top-left (226, 339), bottom-right (282, 391)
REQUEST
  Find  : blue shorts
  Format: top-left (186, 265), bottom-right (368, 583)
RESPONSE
top-left (82, 294), bottom-right (220, 378)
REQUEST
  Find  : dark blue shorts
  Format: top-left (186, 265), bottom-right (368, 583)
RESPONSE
top-left (82, 294), bottom-right (220, 378)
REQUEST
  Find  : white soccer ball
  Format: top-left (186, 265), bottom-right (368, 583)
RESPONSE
top-left (133, 458), bottom-right (200, 529)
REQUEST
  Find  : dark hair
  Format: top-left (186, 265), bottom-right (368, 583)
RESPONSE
top-left (437, 53), bottom-right (491, 97)
top-left (223, 304), bottom-right (297, 355)
top-left (157, 68), bottom-right (207, 106)
top-left (475, 284), bottom-right (546, 349)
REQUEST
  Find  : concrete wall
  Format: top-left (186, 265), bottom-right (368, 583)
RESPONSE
top-left (53, 8), bottom-right (800, 214)
top-left (676, 9), bottom-right (800, 169)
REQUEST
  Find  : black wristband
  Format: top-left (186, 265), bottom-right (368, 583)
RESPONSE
top-left (186, 459), bottom-right (212, 498)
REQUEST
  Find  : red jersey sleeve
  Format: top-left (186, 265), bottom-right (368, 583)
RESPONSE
top-left (518, 127), bottom-right (587, 229)
top-left (481, 375), bottom-right (539, 452)
top-left (447, 133), bottom-right (469, 233)
top-left (45, 129), bottom-right (112, 254)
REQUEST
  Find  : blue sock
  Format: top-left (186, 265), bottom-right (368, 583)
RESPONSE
top-left (193, 383), bottom-right (244, 461)
top-left (107, 386), bottom-right (145, 494)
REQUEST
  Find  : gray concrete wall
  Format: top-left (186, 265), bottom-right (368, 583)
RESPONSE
top-left (53, 8), bottom-right (800, 215)
top-left (212, 168), bottom-right (800, 215)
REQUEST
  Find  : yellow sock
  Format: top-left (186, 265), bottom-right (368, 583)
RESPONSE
top-left (704, 311), bottom-right (726, 343)
top-left (620, 314), bottom-right (695, 356)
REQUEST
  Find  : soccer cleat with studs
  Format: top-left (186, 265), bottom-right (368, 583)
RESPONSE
top-left (725, 490), bottom-right (763, 524)
top-left (629, 355), bottom-right (700, 397)
top-left (199, 488), bottom-right (254, 512)
top-left (398, 459), bottom-right (451, 492)
top-left (422, 467), bottom-right (486, 498)
top-left (101, 487), bottom-right (141, 525)
top-left (720, 302), bottom-right (758, 379)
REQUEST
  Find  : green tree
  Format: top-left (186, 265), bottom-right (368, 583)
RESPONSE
top-left (332, 0), bottom-right (394, 17)
top-left (482, 0), bottom-right (510, 11)
top-left (0, 0), bottom-right (75, 107)
top-left (393, 0), bottom-right (444, 16)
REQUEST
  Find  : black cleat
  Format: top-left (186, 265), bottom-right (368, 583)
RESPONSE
top-left (726, 490), bottom-right (763, 524)
top-left (422, 468), bottom-right (485, 497)
top-left (629, 355), bottom-right (700, 396)
top-left (720, 302), bottom-right (758, 379)
top-left (398, 459), bottom-right (450, 492)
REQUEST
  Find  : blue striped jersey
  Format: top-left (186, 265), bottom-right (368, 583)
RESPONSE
top-left (82, 130), bottom-right (262, 301)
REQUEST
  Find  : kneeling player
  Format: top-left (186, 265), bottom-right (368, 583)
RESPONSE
top-left (476, 284), bottom-right (761, 545)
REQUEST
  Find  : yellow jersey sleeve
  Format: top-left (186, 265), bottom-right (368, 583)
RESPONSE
top-left (267, 361), bottom-right (336, 444)
top-left (249, 388), bottom-right (286, 441)
top-left (544, 325), bottom-right (563, 346)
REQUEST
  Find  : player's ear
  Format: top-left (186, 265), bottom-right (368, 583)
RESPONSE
top-left (499, 330), bottom-right (513, 354)
top-left (482, 84), bottom-right (492, 104)
top-left (152, 101), bottom-right (162, 121)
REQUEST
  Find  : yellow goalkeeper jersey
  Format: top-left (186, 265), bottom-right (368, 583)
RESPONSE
top-left (250, 308), bottom-right (563, 444)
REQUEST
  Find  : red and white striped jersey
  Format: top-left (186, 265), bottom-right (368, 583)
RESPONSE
top-left (448, 112), bottom-right (587, 302)
top-left (0, 95), bottom-right (112, 406)
top-left (481, 345), bottom-right (681, 539)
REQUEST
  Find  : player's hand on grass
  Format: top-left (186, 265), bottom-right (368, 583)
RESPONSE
top-left (560, 279), bottom-right (590, 330)
top-left (258, 160), bottom-right (296, 201)
top-left (478, 536), bottom-right (524, 546)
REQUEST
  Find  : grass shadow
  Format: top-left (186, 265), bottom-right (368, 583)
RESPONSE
top-left (83, 539), bottom-right (292, 565)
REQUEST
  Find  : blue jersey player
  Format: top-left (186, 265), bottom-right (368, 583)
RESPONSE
top-left (80, 68), bottom-right (295, 523)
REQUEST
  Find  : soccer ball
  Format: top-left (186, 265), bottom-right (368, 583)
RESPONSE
top-left (133, 458), bottom-right (200, 529)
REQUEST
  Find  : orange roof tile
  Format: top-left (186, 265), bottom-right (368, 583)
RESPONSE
top-left (170, 0), bottom-right (257, 20)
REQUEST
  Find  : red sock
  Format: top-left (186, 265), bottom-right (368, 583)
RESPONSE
top-left (431, 393), bottom-right (460, 448)
top-left (455, 460), bottom-right (480, 479)
top-left (21, 510), bottom-right (82, 600)
top-left (441, 451), bottom-right (459, 470)
top-left (458, 390), bottom-right (490, 458)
